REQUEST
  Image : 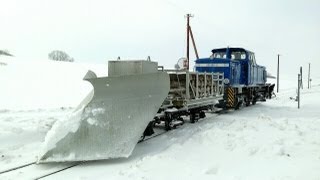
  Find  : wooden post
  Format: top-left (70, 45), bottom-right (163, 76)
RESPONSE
top-left (298, 74), bottom-right (300, 109)
top-left (300, 66), bottom-right (303, 89)
top-left (308, 63), bottom-right (310, 89)
top-left (186, 14), bottom-right (192, 70)
top-left (277, 54), bottom-right (280, 93)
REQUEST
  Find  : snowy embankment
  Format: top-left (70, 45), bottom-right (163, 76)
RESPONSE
top-left (0, 59), bottom-right (106, 110)
top-left (0, 60), bottom-right (320, 179)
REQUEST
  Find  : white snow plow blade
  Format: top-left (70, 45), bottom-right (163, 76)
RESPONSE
top-left (38, 71), bottom-right (169, 163)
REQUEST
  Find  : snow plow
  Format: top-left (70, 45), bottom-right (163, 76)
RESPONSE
top-left (38, 60), bottom-right (170, 163)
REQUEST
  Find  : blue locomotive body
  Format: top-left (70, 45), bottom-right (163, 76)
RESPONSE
top-left (195, 47), bottom-right (274, 109)
top-left (195, 47), bottom-right (267, 87)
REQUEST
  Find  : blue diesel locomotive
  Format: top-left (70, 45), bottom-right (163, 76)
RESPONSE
top-left (195, 47), bottom-right (275, 109)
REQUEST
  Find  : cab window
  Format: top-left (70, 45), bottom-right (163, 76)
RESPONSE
top-left (231, 51), bottom-right (246, 60)
top-left (210, 52), bottom-right (227, 59)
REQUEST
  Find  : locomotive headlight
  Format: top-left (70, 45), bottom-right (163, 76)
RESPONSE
top-left (224, 78), bottom-right (230, 84)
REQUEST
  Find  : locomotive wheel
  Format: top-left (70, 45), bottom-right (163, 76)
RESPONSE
top-left (165, 120), bottom-right (171, 131)
top-left (252, 99), bottom-right (256, 105)
top-left (177, 117), bottom-right (185, 124)
top-left (190, 113), bottom-right (196, 123)
top-left (235, 99), bottom-right (241, 110)
top-left (199, 111), bottom-right (206, 118)
top-left (245, 99), bottom-right (250, 106)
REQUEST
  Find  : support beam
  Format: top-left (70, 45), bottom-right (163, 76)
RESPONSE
top-left (189, 27), bottom-right (199, 60)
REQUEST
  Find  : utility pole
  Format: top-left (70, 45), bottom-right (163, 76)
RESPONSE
top-left (277, 54), bottom-right (280, 93)
top-left (184, 14), bottom-right (199, 71)
top-left (186, 14), bottom-right (193, 70)
top-left (308, 63), bottom-right (310, 89)
top-left (185, 14), bottom-right (199, 71)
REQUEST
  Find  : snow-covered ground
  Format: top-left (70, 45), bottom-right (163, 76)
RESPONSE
top-left (0, 61), bottom-right (320, 180)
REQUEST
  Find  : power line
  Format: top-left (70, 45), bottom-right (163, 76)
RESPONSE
top-left (159, 0), bottom-right (188, 14)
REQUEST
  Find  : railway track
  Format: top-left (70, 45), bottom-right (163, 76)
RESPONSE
top-left (0, 111), bottom-right (224, 179)
top-left (0, 128), bottom-right (169, 179)
top-left (0, 162), bottom-right (36, 175)
top-left (34, 162), bottom-right (83, 180)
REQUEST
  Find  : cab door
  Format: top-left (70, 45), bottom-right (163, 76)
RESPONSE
top-left (249, 53), bottom-right (256, 85)
top-left (241, 61), bottom-right (248, 85)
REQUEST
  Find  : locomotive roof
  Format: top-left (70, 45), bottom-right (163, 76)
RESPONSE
top-left (211, 47), bottom-right (253, 54)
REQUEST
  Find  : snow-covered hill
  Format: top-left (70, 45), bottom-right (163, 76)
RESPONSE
top-left (0, 60), bottom-right (320, 179)
top-left (0, 59), bottom-right (107, 110)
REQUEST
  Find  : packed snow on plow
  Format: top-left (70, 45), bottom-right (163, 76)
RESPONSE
top-left (38, 60), bottom-right (170, 163)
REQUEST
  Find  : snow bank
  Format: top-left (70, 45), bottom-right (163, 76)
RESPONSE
top-left (0, 108), bottom-right (73, 172)
top-left (0, 55), bottom-right (14, 66)
top-left (0, 59), bottom-right (107, 110)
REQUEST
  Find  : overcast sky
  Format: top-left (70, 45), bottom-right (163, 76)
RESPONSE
top-left (1, 0), bottom-right (319, 75)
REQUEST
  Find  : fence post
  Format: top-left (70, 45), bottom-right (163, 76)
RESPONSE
top-left (298, 74), bottom-right (300, 109)
top-left (300, 67), bottom-right (303, 89)
top-left (308, 63), bottom-right (310, 89)
top-left (277, 54), bottom-right (280, 93)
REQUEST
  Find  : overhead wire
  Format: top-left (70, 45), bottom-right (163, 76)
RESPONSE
top-left (153, 0), bottom-right (222, 67)
top-left (153, 0), bottom-right (188, 61)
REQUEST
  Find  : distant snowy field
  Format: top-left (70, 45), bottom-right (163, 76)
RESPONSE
top-left (0, 60), bottom-right (320, 179)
